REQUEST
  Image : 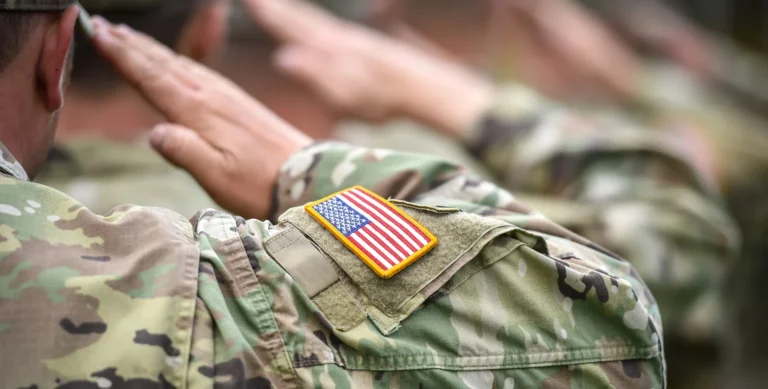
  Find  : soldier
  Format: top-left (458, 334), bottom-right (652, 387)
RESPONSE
top-left (247, 0), bottom-right (738, 340)
top-left (33, 0), bottom-right (225, 216)
top-left (565, 2), bottom-right (768, 387)
top-left (0, 1), bottom-right (665, 388)
top-left (261, 2), bottom-right (757, 387)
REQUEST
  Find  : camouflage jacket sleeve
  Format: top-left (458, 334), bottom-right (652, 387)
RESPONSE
top-left (188, 142), bottom-right (664, 388)
top-left (0, 142), bottom-right (663, 389)
top-left (460, 84), bottom-right (740, 337)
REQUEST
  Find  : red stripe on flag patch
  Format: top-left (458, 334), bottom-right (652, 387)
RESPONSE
top-left (304, 186), bottom-right (438, 278)
top-left (339, 190), bottom-right (420, 253)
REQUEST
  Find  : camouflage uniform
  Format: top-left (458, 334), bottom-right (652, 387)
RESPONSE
top-left (335, 119), bottom-right (493, 179)
top-left (609, 59), bottom-right (768, 389)
top-left (35, 139), bottom-right (217, 217)
top-left (1, 135), bottom-right (668, 388)
top-left (338, 83), bottom-right (739, 341)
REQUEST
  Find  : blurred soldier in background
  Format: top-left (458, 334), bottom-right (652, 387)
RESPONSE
top-left (34, 0), bottom-right (226, 216)
top-left (398, 1), bottom-right (768, 387)
top-left (216, 2), bottom-right (339, 140)
top-left (241, 1), bottom-right (742, 388)
top-left (217, 0), bottom-right (494, 177)
top-left (579, 2), bottom-right (768, 388)
top-left (246, 0), bottom-right (736, 333)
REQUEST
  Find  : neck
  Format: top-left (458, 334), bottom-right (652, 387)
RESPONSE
top-left (56, 85), bottom-right (164, 142)
top-left (0, 102), bottom-right (40, 177)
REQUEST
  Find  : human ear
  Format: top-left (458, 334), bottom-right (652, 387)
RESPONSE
top-left (38, 5), bottom-right (79, 112)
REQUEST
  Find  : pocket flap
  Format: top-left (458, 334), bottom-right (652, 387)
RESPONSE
top-left (275, 199), bottom-right (520, 334)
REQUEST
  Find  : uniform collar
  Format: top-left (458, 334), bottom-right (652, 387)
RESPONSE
top-left (0, 141), bottom-right (30, 181)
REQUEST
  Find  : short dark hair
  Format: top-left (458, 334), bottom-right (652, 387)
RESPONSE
top-left (71, 2), bottom-right (207, 93)
top-left (0, 13), bottom-right (44, 73)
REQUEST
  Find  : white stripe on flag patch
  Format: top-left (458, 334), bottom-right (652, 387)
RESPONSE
top-left (366, 222), bottom-right (408, 259)
top-left (356, 228), bottom-right (398, 267)
top-left (341, 190), bottom-right (421, 251)
top-left (348, 233), bottom-right (392, 270)
top-left (349, 189), bottom-right (429, 246)
top-left (337, 194), bottom-right (415, 256)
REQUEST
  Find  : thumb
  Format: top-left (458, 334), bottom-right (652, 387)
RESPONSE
top-left (150, 123), bottom-right (222, 182)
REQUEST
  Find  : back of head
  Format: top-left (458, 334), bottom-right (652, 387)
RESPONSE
top-left (0, 0), bottom-right (75, 78)
top-left (0, 10), bottom-right (44, 180)
top-left (0, 14), bottom-right (40, 74)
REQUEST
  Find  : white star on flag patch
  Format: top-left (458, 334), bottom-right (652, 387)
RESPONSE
top-left (305, 186), bottom-right (437, 278)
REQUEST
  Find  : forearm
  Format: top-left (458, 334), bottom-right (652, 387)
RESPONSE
top-left (271, 141), bottom-right (469, 218)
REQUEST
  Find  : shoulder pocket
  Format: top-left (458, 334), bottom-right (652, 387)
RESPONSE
top-left (268, 200), bottom-right (522, 335)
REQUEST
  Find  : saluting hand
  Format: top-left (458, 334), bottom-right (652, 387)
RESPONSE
top-left (90, 17), bottom-right (312, 220)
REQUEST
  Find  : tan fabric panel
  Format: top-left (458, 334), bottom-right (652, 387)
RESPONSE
top-left (265, 226), bottom-right (339, 298)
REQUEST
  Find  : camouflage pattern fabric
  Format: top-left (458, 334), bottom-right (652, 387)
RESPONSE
top-left (334, 119), bottom-right (493, 180)
top-left (0, 142), bottom-right (28, 181)
top-left (466, 85), bottom-right (739, 339)
top-left (471, 69), bottom-right (754, 388)
top-left (338, 84), bottom-right (739, 342)
top-left (614, 60), bottom-right (768, 389)
top-left (35, 139), bottom-right (218, 217)
top-left (0, 140), bottom-right (665, 388)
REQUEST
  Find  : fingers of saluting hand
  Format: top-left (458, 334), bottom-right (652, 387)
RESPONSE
top-left (87, 15), bottom-right (312, 220)
top-left (90, 19), bottom-right (227, 184)
top-left (151, 124), bottom-right (222, 182)
top-left (90, 17), bottom-right (222, 124)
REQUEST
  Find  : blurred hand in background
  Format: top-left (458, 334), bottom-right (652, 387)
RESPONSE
top-left (366, 0), bottom-right (713, 104)
top-left (489, 0), bottom-right (642, 101)
top-left (245, 0), bottom-right (494, 136)
top-left (594, 0), bottom-right (715, 78)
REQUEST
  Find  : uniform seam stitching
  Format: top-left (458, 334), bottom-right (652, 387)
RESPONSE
top-left (289, 344), bottom-right (658, 360)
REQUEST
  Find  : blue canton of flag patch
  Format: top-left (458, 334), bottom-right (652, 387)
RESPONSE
top-left (313, 196), bottom-right (370, 236)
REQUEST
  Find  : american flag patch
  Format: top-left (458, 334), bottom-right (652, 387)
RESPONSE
top-left (305, 186), bottom-right (437, 278)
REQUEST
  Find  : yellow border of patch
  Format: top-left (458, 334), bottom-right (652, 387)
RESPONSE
top-left (305, 186), bottom-right (438, 279)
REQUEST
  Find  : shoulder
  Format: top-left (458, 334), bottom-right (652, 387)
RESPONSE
top-left (0, 177), bottom-right (202, 388)
top-left (271, 191), bottom-right (664, 386)
top-left (0, 175), bottom-right (195, 243)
